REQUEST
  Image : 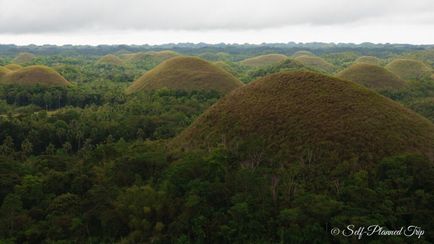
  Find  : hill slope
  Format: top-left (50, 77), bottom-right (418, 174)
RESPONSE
top-left (126, 56), bottom-right (243, 94)
top-left (337, 63), bottom-right (406, 90)
top-left (294, 55), bottom-right (335, 73)
top-left (97, 54), bottom-right (124, 66)
top-left (292, 50), bottom-right (315, 58)
top-left (0, 65), bottom-right (71, 87)
top-left (12, 52), bottom-right (36, 64)
top-left (354, 56), bottom-right (381, 65)
top-left (0, 66), bottom-right (11, 78)
top-left (172, 71), bottom-right (434, 163)
top-left (240, 54), bottom-right (288, 67)
top-left (386, 59), bottom-right (432, 81)
top-left (4, 64), bottom-right (23, 71)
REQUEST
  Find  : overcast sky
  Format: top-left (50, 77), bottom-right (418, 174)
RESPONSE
top-left (0, 0), bottom-right (433, 45)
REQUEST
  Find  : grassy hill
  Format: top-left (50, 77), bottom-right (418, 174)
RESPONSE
top-left (12, 52), bottom-right (36, 64)
top-left (0, 66), bottom-right (11, 78)
top-left (0, 65), bottom-right (71, 87)
top-left (4, 64), bottom-right (23, 71)
top-left (97, 54), bottom-right (124, 66)
top-left (354, 56), bottom-right (381, 65)
top-left (337, 63), bottom-right (406, 90)
top-left (293, 55), bottom-right (335, 73)
top-left (248, 59), bottom-right (310, 80)
top-left (171, 71), bottom-right (434, 163)
top-left (386, 59), bottom-right (432, 81)
top-left (240, 54), bottom-right (288, 67)
top-left (126, 56), bottom-right (243, 94)
top-left (292, 50), bottom-right (315, 58)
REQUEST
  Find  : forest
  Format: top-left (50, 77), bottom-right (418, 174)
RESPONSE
top-left (0, 43), bottom-right (434, 243)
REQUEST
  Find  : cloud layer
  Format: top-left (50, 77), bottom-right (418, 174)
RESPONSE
top-left (0, 0), bottom-right (433, 44)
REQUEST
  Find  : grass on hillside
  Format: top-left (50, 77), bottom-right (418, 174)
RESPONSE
top-left (0, 65), bottom-right (71, 87)
top-left (4, 64), bottom-right (23, 71)
top-left (12, 52), bottom-right (36, 64)
top-left (354, 56), bottom-right (382, 66)
top-left (386, 59), bottom-right (432, 81)
top-left (337, 63), bottom-right (406, 90)
top-left (292, 50), bottom-right (315, 58)
top-left (293, 55), bottom-right (336, 73)
top-left (172, 71), bottom-right (434, 163)
top-left (240, 54), bottom-right (288, 67)
top-left (126, 56), bottom-right (243, 94)
top-left (97, 54), bottom-right (124, 66)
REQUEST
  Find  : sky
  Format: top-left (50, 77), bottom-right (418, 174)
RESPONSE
top-left (0, 0), bottom-right (433, 45)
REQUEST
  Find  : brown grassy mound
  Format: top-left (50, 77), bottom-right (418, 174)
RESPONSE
top-left (126, 56), bottom-right (243, 94)
top-left (171, 71), bottom-right (434, 163)
top-left (354, 56), bottom-right (381, 65)
top-left (0, 65), bottom-right (71, 87)
top-left (292, 50), bottom-right (315, 58)
top-left (4, 64), bottom-right (23, 71)
top-left (97, 54), bottom-right (124, 66)
top-left (240, 54), bottom-right (288, 67)
top-left (122, 50), bottom-right (179, 64)
top-left (386, 59), bottom-right (432, 81)
top-left (337, 63), bottom-right (406, 90)
top-left (12, 52), bottom-right (36, 64)
top-left (0, 66), bottom-right (11, 78)
top-left (294, 55), bottom-right (335, 73)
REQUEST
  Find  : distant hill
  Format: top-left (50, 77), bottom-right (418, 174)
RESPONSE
top-left (97, 54), bottom-right (124, 66)
top-left (0, 65), bottom-right (71, 87)
top-left (240, 54), bottom-right (288, 67)
top-left (126, 56), bottom-right (243, 94)
top-left (172, 71), bottom-right (434, 162)
top-left (248, 59), bottom-right (309, 80)
top-left (386, 59), bottom-right (432, 81)
top-left (4, 64), bottom-right (23, 71)
top-left (337, 63), bottom-right (406, 90)
top-left (293, 55), bottom-right (335, 73)
top-left (12, 52), bottom-right (36, 64)
top-left (354, 56), bottom-right (381, 65)
top-left (0, 66), bottom-right (11, 78)
top-left (292, 50), bottom-right (315, 58)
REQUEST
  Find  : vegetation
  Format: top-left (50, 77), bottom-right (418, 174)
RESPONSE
top-left (292, 50), bottom-right (315, 57)
top-left (293, 55), bottom-right (336, 73)
top-left (4, 64), bottom-right (22, 71)
top-left (386, 58), bottom-right (432, 81)
top-left (354, 56), bottom-right (381, 65)
top-left (1, 43), bottom-right (434, 243)
top-left (126, 56), bottom-right (244, 94)
top-left (240, 54), bottom-right (288, 67)
top-left (172, 71), bottom-right (434, 163)
top-left (12, 52), bottom-right (36, 64)
top-left (0, 65), bottom-right (71, 87)
top-left (337, 63), bottom-right (406, 90)
top-left (96, 54), bottom-right (124, 66)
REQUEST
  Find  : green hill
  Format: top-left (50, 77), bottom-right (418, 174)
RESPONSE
top-left (0, 65), bottom-right (71, 87)
top-left (354, 56), bottom-right (381, 65)
top-left (4, 64), bottom-right (23, 71)
top-left (292, 50), bottom-right (315, 58)
top-left (12, 52), bottom-right (36, 64)
top-left (386, 59), bottom-right (432, 81)
top-left (337, 63), bottom-right (406, 90)
top-left (171, 71), bottom-right (434, 163)
top-left (0, 66), bottom-right (11, 78)
top-left (293, 55), bottom-right (335, 73)
top-left (248, 59), bottom-right (309, 80)
top-left (240, 54), bottom-right (288, 67)
top-left (97, 54), bottom-right (124, 66)
top-left (126, 56), bottom-right (243, 94)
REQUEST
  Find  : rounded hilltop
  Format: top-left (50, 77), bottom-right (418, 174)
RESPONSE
top-left (171, 71), bottom-right (434, 163)
top-left (386, 59), bottom-right (432, 81)
top-left (126, 56), bottom-right (243, 94)
top-left (337, 63), bottom-right (406, 90)
top-left (240, 54), bottom-right (288, 67)
top-left (97, 54), bottom-right (124, 66)
top-left (292, 50), bottom-right (315, 58)
top-left (12, 52), bottom-right (36, 64)
top-left (293, 55), bottom-right (335, 73)
top-left (0, 65), bottom-right (71, 87)
top-left (122, 50), bottom-right (179, 63)
top-left (4, 64), bottom-right (23, 71)
top-left (354, 56), bottom-right (381, 65)
top-left (0, 66), bottom-right (11, 78)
